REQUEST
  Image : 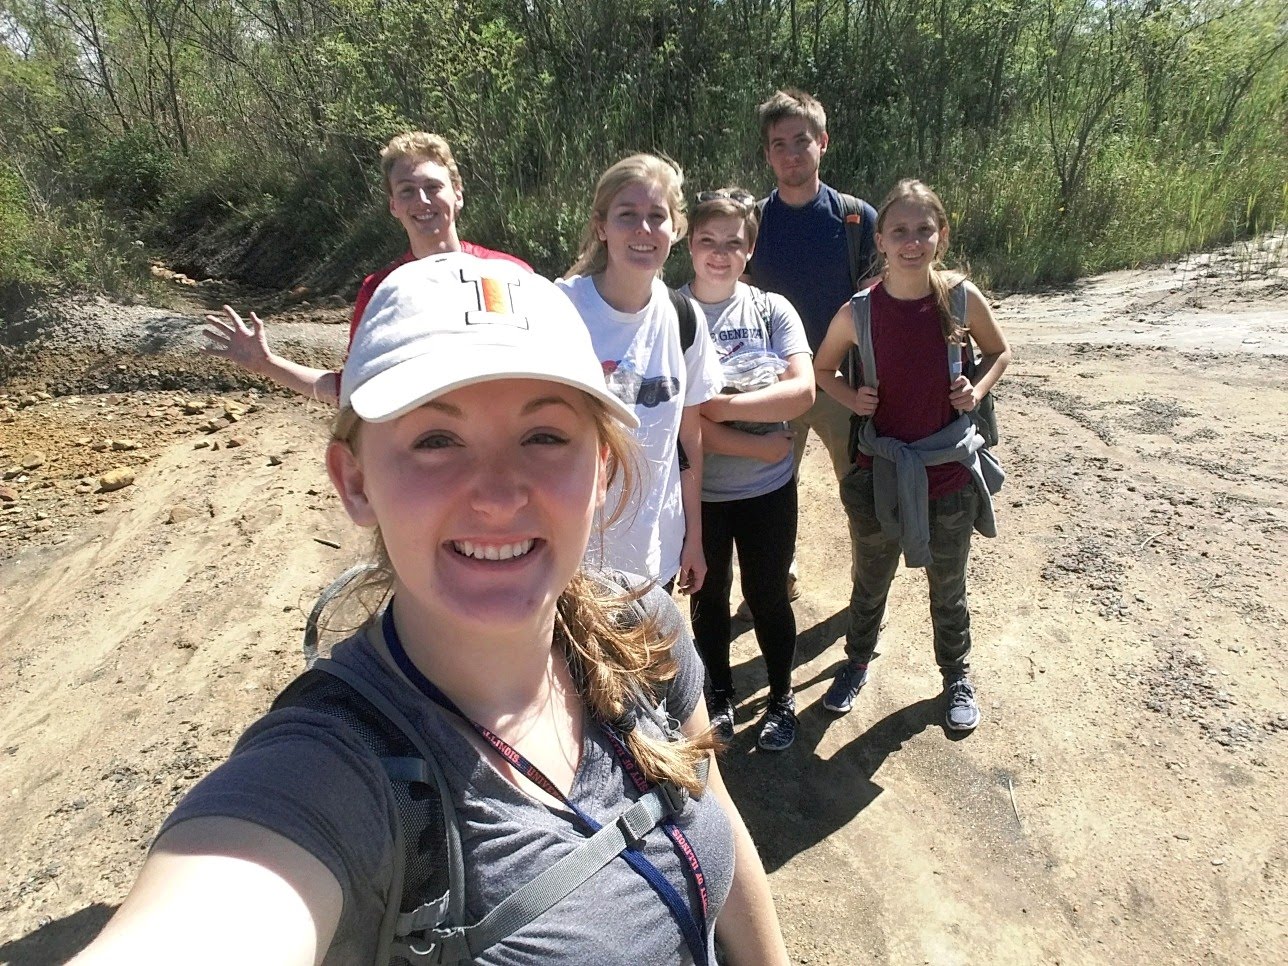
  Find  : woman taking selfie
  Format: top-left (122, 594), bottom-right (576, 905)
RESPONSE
top-left (74, 253), bottom-right (787, 966)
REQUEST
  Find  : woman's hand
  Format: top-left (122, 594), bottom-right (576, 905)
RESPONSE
top-left (851, 385), bottom-right (879, 417)
top-left (675, 534), bottom-right (706, 595)
top-left (949, 375), bottom-right (978, 412)
top-left (754, 429), bottom-right (794, 463)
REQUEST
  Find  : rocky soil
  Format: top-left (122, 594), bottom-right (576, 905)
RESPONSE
top-left (1, 239), bottom-right (1286, 965)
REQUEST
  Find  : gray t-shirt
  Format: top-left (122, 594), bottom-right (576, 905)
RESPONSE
top-left (160, 584), bottom-right (734, 965)
top-left (681, 282), bottom-right (812, 502)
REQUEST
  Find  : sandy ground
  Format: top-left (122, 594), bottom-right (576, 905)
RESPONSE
top-left (1, 239), bottom-right (1286, 965)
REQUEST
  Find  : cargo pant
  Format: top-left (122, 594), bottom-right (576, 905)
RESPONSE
top-left (839, 466), bottom-right (977, 677)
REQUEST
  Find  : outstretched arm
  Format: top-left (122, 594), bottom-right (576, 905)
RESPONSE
top-left (680, 704), bottom-right (790, 966)
top-left (70, 816), bottom-right (342, 966)
top-left (814, 304), bottom-right (877, 417)
top-left (203, 305), bottom-right (340, 405)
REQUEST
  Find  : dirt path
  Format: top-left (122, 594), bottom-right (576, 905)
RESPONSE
top-left (1, 242), bottom-right (1285, 964)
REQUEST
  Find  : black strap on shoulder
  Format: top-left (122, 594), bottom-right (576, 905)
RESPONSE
top-left (667, 286), bottom-right (697, 353)
top-left (837, 192), bottom-right (877, 290)
top-left (667, 287), bottom-right (697, 471)
top-left (748, 286), bottom-right (772, 343)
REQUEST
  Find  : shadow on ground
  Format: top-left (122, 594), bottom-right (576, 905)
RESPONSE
top-left (721, 696), bottom-right (940, 873)
top-left (0, 902), bottom-right (115, 965)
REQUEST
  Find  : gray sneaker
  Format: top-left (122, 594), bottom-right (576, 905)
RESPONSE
top-left (944, 676), bottom-right (981, 731)
top-left (707, 691), bottom-right (735, 744)
top-left (757, 692), bottom-right (797, 752)
top-left (822, 661), bottom-right (869, 714)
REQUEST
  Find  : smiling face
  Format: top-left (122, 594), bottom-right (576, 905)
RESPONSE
top-left (327, 379), bottom-right (607, 637)
top-left (688, 213), bottom-right (753, 294)
top-left (764, 116), bottom-right (828, 191)
top-left (386, 156), bottom-right (464, 256)
top-left (595, 179), bottom-right (676, 279)
top-left (876, 198), bottom-right (947, 278)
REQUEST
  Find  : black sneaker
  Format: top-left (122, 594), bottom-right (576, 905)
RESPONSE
top-left (707, 690), bottom-right (735, 744)
top-left (944, 676), bottom-right (981, 731)
top-left (822, 661), bottom-right (869, 714)
top-left (757, 692), bottom-right (797, 752)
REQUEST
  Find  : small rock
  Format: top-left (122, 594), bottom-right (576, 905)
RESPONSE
top-left (193, 440), bottom-right (210, 450)
top-left (0, 486), bottom-right (17, 503)
top-left (203, 420), bottom-right (224, 433)
top-left (92, 503), bottom-right (109, 514)
top-left (75, 483), bottom-right (93, 494)
top-left (226, 436), bottom-right (247, 448)
top-left (90, 441), bottom-right (110, 452)
top-left (167, 504), bottom-right (200, 524)
top-left (99, 468), bottom-right (136, 492)
top-left (75, 437), bottom-right (91, 446)
top-left (22, 454), bottom-right (45, 470)
top-left (112, 439), bottom-right (140, 452)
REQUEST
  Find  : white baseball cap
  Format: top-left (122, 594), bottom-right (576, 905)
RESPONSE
top-left (340, 253), bottom-right (638, 428)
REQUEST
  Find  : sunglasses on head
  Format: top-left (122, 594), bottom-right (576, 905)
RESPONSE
top-left (696, 189), bottom-right (756, 209)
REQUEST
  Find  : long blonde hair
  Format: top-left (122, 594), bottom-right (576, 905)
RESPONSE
top-left (876, 178), bottom-right (965, 344)
top-left (330, 396), bottom-right (713, 792)
top-left (564, 154), bottom-right (688, 279)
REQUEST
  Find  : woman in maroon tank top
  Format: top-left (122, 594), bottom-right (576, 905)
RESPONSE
top-left (811, 179), bottom-right (1011, 733)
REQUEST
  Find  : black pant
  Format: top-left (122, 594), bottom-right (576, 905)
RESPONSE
top-left (690, 479), bottom-right (798, 697)
top-left (839, 466), bottom-right (977, 676)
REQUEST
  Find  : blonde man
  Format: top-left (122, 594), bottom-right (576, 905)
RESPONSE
top-left (203, 132), bottom-right (530, 405)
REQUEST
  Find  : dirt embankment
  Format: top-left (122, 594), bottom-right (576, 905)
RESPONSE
top-left (1, 240), bottom-right (1286, 965)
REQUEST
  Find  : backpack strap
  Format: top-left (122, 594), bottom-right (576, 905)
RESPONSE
top-left (848, 288), bottom-right (878, 390)
top-left (837, 193), bottom-right (877, 290)
top-left (946, 281), bottom-right (969, 382)
top-left (748, 286), bottom-right (772, 344)
top-left (667, 287), bottom-right (697, 470)
top-left (437, 782), bottom-right (689, 964)
top-left (302, 659), bottom-right (469, 966)
top-left (667, 287), bottom-right (697, 354)
top-left (303, 562), bottom-right (379, 665)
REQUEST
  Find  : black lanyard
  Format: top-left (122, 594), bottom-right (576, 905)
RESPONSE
top-left (381, 606), bottom-right (710, 965)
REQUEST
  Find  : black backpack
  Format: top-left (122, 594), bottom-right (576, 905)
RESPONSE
top-left (283, 568), bottom-right (705, 965)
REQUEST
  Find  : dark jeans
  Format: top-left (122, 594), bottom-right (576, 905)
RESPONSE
top-left (839, 467), bottom-right (977, 677)
top-left (690, 478), bottom-right (798, 697)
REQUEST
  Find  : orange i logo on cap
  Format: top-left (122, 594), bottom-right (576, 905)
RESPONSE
top-left (461, 267), bottom-right (528, 329)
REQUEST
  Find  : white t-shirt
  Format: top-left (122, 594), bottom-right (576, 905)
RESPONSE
top-left (680, 282), bottom-right (811, 502)
top-left (557, 274), bottom-right (724, 581)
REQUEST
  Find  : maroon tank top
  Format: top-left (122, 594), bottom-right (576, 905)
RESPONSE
top-left (854, 283), bottom-right (970, 498)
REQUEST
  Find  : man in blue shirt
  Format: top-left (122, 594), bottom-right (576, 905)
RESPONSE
top-left (747, 89), bottom-right (877, 596)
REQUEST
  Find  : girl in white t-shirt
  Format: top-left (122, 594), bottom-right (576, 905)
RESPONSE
top-left (559, 154), bottom-right (725, 592)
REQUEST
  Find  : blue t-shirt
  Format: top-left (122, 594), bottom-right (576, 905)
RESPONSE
top-left (748, 183), bottom-right (877, 352)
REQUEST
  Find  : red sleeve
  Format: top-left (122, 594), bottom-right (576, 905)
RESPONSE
top-left (349, 274), bottom-right (380, 347)
top-left (460, 240), bottom-right (533, 273)
top-left (348, 252), bottom-right (415, 348)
